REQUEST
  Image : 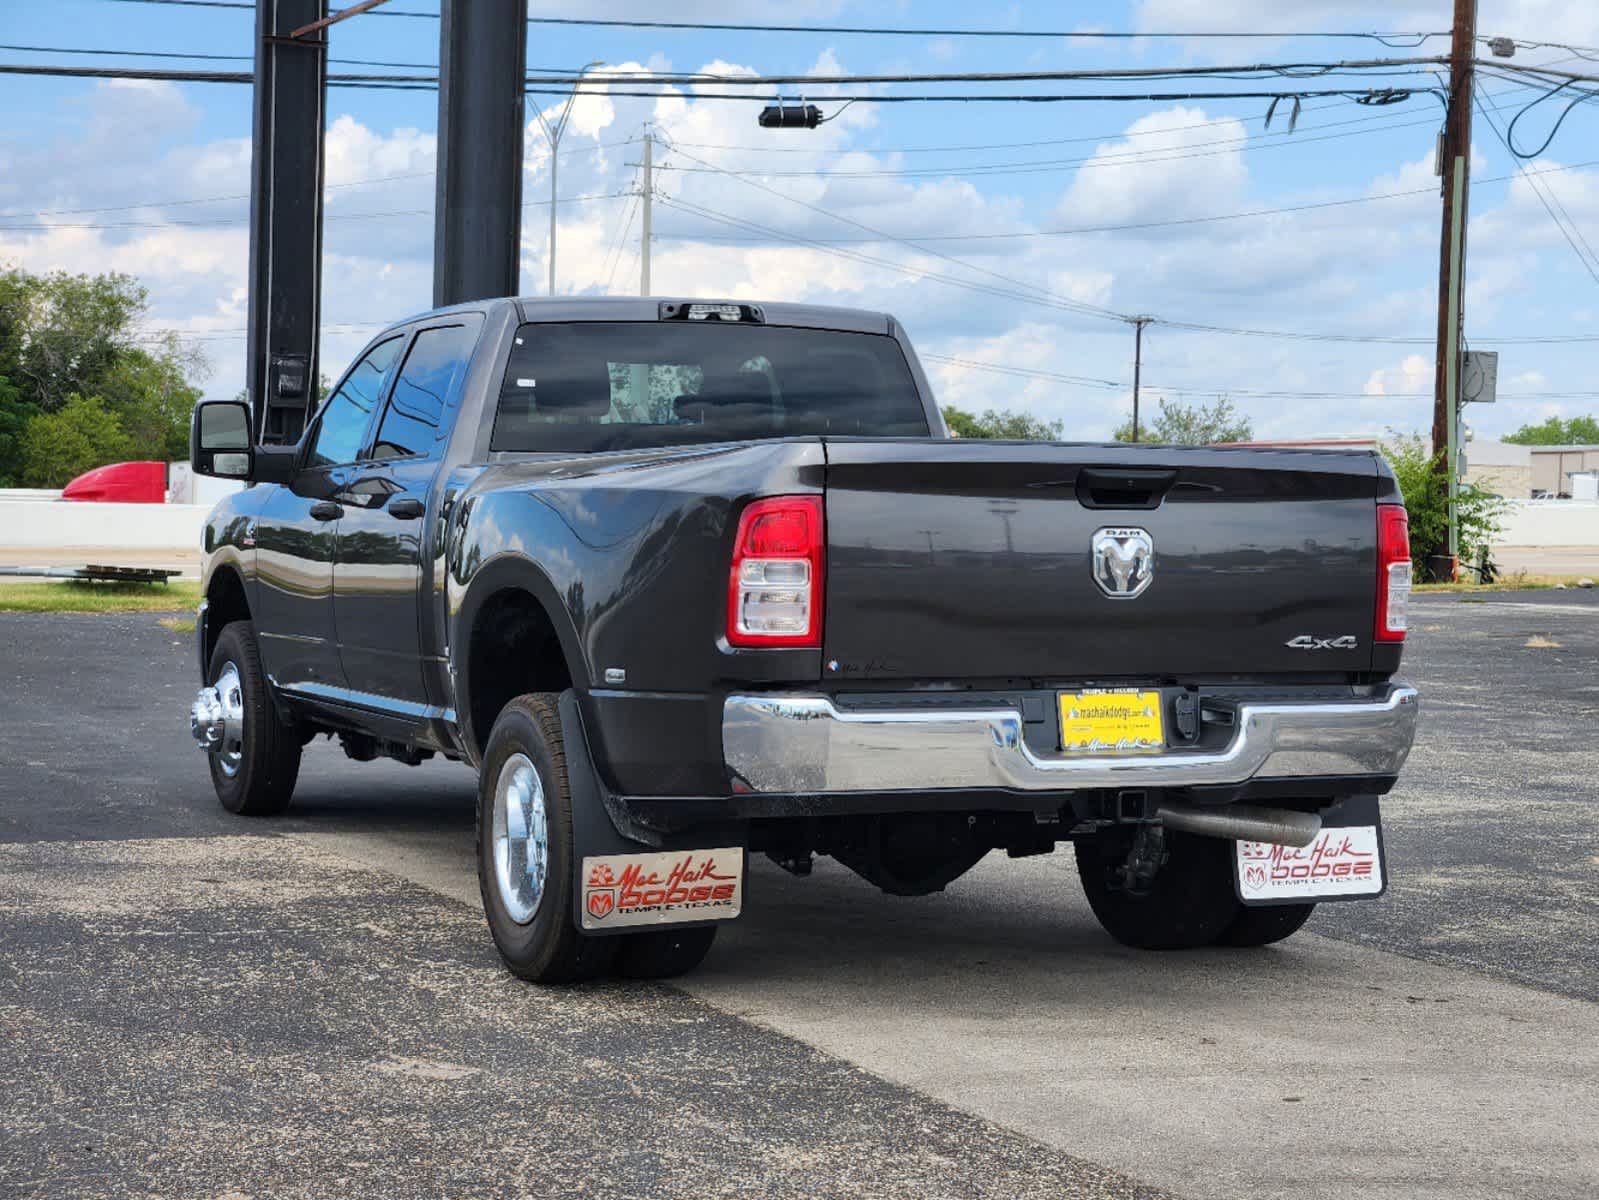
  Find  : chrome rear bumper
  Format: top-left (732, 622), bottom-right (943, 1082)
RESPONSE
top-left (723, 684), bottom-right (1418, 794)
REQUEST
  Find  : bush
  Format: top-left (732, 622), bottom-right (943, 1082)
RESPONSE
top-left (1383, 433), bottom-right (1506, 570)
top-left (1113, 395), bottom-right (1253, 444)
top-left (19, 394), bottom-right (134, 488)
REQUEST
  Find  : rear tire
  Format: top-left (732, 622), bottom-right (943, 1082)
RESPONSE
top-left (616, 926), bottom-right (718, 980)
top-left (476, 694), bottom-right (615, 984)
top-left (206, 621), bottom-right (301, 816)
top-left (1217, 902), bottom-right (1316, 947)
top-left (1075, 829), bottom-right (1241, 950)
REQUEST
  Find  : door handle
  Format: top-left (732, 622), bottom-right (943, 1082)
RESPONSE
top-left (389, 497), bottom-right (425, 520)
top-left (309, 500), bottom-right (343, 521)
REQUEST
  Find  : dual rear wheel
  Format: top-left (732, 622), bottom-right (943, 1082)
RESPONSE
top-left (1075, 828), bottom-right (1315, 950)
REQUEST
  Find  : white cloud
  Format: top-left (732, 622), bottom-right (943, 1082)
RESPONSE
top-left (1054, 106), bottom-right (1250, 226)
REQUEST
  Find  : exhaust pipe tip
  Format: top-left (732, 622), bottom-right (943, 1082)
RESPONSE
top-left (1154, 801), bottom-right (1322, 848)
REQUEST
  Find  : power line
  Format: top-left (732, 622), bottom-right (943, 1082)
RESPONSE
top-left (648, 114), bottom-right (1443, 181)
top-left (0, 61), bottom-right (1433, 106)
top-left (653, 159), bottom-right (1597, 247)
top-left (93, 2), bottom-right (1448, 44)
top-left (1473, 89), bottom-right (1599, 286)
top-left (527, 58), bottom-right (1449, 86)
top-left (0, 190), bottom-right (630, 232)
top-left (659, 194), bottom-right (1134, 327)
top-left (920, 354), bottom-right (1125, 391)
top-left (660, 142), bottom-right (1135, 324)
top-left (522, 16), bottom-right (1444, 44)
top-left (0, 40), bottom-right (698, 75)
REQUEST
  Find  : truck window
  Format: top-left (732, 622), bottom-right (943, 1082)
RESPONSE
top-left (491, 323), bottom-right (930, 453)
top-left (369, 324), bottom-right (476, 461)
top-left (305, 336), bottom-right (403, 468)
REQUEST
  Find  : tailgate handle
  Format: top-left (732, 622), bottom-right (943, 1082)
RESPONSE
top-left (1075, 468), bottom-right (1177, 510)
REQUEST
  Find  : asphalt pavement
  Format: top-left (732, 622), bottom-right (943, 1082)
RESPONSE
top-left (1, 595), bottom-right (1596, 1199)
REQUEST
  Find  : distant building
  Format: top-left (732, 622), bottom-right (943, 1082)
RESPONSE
top-left (1528, 445), bottom-right (1599, 498)
top-left (1463, 439), bottom-right (1532, 498)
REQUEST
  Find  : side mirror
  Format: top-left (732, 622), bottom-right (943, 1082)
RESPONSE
top-left (191, 400), bottom-right (255, 479)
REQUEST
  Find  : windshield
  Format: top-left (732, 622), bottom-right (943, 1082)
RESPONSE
top-left (490, 321), bottom-right (930, 453)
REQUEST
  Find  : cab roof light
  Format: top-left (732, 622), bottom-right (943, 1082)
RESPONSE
top-left (658, 301), bottom-right (765, 323)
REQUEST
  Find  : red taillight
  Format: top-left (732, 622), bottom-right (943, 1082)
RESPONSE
top-left (1375, 503), bottom-right (1411, 643)
top-left (727, 495), bottom-right (824, 647)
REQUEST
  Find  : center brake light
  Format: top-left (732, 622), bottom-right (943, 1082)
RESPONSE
top-left (1375, 503), bottom-right (1411, 643)
top-left (728, 495), bottom-right (824, 647)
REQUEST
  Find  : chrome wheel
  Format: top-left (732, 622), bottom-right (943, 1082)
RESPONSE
top-left (492, 752), bottom-right (549, 924)
top-left (212, 661), bottom-right (245, 777)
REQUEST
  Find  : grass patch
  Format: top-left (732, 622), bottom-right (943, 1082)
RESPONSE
top-left (158, 615), bottom-right (198, 634)
top-left (0, 579), bottom-right (201, 614)
top-left (1414, 572), bottom-right (1591, 594)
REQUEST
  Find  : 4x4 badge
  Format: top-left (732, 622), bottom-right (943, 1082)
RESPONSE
top-left (1286, 634), bottom-right (1359, 650)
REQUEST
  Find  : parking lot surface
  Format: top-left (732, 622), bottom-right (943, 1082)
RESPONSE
top-left (2, 593), bottom-right (1596, 1199)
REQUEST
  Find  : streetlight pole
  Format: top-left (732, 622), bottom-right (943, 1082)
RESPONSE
top-left (534, 59), bottom-right (604, 296)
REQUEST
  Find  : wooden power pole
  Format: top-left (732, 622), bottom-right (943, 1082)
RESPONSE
top-left (1130, 316), bottom-right (1151, 441)
top-left (1429, 0), bottom-right (1478, 579)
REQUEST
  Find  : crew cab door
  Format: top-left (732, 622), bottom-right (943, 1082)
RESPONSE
top-left (253, 335), bottom-right (403, 693)
top-left (333, 320), bottom-right (480, 710)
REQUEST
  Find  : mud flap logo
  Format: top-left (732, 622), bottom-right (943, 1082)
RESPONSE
top-left (581, 848), bottom-right (743, 930)
top-left (1236, 826), bottom-right (1384, 902)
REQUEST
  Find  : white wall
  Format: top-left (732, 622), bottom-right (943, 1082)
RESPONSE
top-left (0, 500), bottom-right (211, 551)
top-left (1495, 500), bottom-right (1599, 547)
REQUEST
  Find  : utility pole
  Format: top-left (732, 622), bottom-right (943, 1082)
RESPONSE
top-left (640, 130), bottom-right (653, 295)
top-left (534, 60), bottom-right (604, 296)
top-left (1130, 316), bottom-right (1152, 441)
top-left (434, 0), bottom-right (526, 308)
top-left (1429, 0), bottom-right (1478, 580)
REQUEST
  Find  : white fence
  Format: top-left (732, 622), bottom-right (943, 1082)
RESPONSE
top-left (1494, 500), bottom-right (1599, 548)
top-left (0, 500), bottom-right (211, 551)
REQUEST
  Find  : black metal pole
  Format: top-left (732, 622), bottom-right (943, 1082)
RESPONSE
top-left (246, 0), bottom-right (328, 445)
top-left (434, 0), bottom-right (527, 307)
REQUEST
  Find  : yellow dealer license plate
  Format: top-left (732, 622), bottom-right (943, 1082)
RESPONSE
top-left (1059, 688), bottom-right (1166, 754)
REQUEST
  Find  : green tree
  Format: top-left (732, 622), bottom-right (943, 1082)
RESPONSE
top-left (0, 371), bottom-right (35, 488)
top-left (1382, 433), bottom-right (1505, 568)
top-left (1502, 414), bottom-right (1599, 445)
top-left (941, 405), bottom-right (1064, 440)
top-left (97, 341), bottom-right (203, 462)
top-left (0, 268), bottom-right (148, 413)
top-left (18, 394), bottom-right (134, 488)
top-left (1113, 395), bottom-right (1253, 444)
top-left (0, 266), bottom-right (208, 483)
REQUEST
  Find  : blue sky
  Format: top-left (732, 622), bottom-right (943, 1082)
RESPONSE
top-left (2, 0), bottom-right (1597, 441)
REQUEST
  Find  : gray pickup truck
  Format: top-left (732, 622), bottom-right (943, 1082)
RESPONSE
top-left (187, 296), bottom-right (1419, 982)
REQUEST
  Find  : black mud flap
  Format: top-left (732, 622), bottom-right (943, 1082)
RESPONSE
top-left (559, 691), bottom-right (747, 937)
top-left (1234, 793), bottom-right (1388, 907)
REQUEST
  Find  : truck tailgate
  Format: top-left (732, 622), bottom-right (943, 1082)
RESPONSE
top-left (822, 439), bottom-right (1382, 681)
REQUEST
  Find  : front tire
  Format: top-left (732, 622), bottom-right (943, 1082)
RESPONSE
top-left (476, 694), bottom-right (615, 984)
top-left (1075, 829), bottom-right (1241, 950)
top-left (206, 620), bottom-right (301, 816)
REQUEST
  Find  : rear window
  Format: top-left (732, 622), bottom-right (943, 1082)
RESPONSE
top-left (490, 322), bottom-right (930, 453)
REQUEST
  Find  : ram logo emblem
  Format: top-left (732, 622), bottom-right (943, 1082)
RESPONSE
top-left (1091, 527), bottom-right (1155, 598)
